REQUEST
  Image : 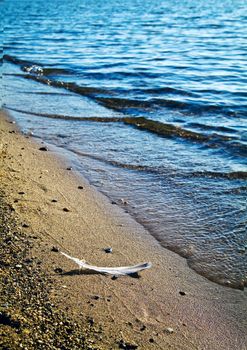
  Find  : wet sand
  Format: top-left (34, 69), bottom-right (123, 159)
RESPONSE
top-left (0, 110), bottom-right (246, 350)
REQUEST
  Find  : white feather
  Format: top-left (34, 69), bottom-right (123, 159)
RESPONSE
top-left (61, 251), bottom-right (151, 276)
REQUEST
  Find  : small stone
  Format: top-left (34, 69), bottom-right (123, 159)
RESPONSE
top-left (78, 186), bottom-right (84, 189)
top-left (22, 223), bottom-right (30, 228)
top-left (63, 207), bottom-right (70, 212)
top-left (92, 295), bottom-right (100, 300)
top-left (24, 258), bottom-right (33, 264)
top-left (18, 191), bottom-right (25, 195)
top-left (149, 338), bottom-right (154, 343)
top-left (111, 275), bottom-right (118, 280)
top-left (39, 146), bottom-right (48, 151)
top-left (118, 339), bottom-right (138, 349)
top-left (120, 198), bottom-right (128, 205)
top-left (54, 267), bottom-right (63, 274)
top-left (51, 246), bottom-right (59, 252)
top-left (179, 291), bottom-right (186, 296)
top-left (15, 264), bottom-right (22, 269)
top-left (88, 317), bottom-right (94, 326)
top-left (104, 247), bottom-right (113, 253)
top-left (164, 327), bottom-right (174, 334)
top-left (51, 199), bottom-right (58, 203)
top-left (67, 167), bottom-right (72, 170)
top-left (140, 325), bottom-right (146, 331)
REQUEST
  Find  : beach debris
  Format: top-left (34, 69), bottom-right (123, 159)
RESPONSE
top-left (104, 247), bottom-right (113, 254)
top-left (39, 146), bottom-right (48, 151)
top-left (60, 252), bottom-right (151, 277)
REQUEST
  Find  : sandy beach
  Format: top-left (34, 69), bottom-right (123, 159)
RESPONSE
top-left (0, 110), bottom-right (246, 350)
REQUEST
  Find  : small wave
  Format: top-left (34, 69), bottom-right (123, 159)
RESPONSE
top-left (5, 106), bottom-right (244, 148)
top-left (5, 106), bottom-right (209, 142)
top-left (187, 122), bottom-right (236, 134)
top-left (4, 106), bottom-right (121, 122)
top-left (4, 105), bottom-right (247, 180)
top-left (4, 54), bottom-right (246, 118)
top-left (191, 170), bottom-right (247, 180)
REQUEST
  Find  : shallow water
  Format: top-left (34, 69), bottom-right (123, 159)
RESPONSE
top-left (2, 0), bottom-right (247, 289)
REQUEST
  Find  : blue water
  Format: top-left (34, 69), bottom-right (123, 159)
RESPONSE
top-left (2, 0), bottom-right (247, 289)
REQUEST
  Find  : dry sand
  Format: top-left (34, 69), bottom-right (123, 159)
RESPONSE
top-left (0, 110), bottom-right (246, 350)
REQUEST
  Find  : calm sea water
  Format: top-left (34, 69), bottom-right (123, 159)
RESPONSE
top-left (2, 0), bottom-right (247, 289)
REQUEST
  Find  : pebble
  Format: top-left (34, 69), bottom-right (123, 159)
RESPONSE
top-left (66, 167), bottom-right (72, 170)
top-left (18, 191), bottom-right (25, 195)
top-left (179, 291), bottom-right (186, 296)
top-left (164, 327), bottom-right (174, 334)
top-left (88, 317), bottom-right (94, 326)
top-left (78, 186), bottom-right (84, 189)
top-left (22, 223), bottom-right (30, 228)
top-left (51, 246), bottom-right (59, 252)
top-left (15, 264), bottom-right (22, 269)
top-left (51, 199), bottom-right (58, 203)
top-left (54, 267), bottom-right (63, 274)
top-left (120, 198), bottom-right (128, 205)
top-left (104, 247), bottom-right (113, 253)
top-left (63, 207), bottom-right (70, 212)
top-left (118, 339), bottom-right (138, 349)
top-left (39, 146), bottom-right (48, 151)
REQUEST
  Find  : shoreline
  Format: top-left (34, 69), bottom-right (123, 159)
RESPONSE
top-left (1, 110), bottom-right (246, 349)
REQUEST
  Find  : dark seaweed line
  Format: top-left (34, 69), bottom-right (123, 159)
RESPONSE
top-left (4, 106), bottom-right (211, 143)
top-left (4, 54), bottom-right (245, 118)
top-left (4, 107), bottom-right (247, 180)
